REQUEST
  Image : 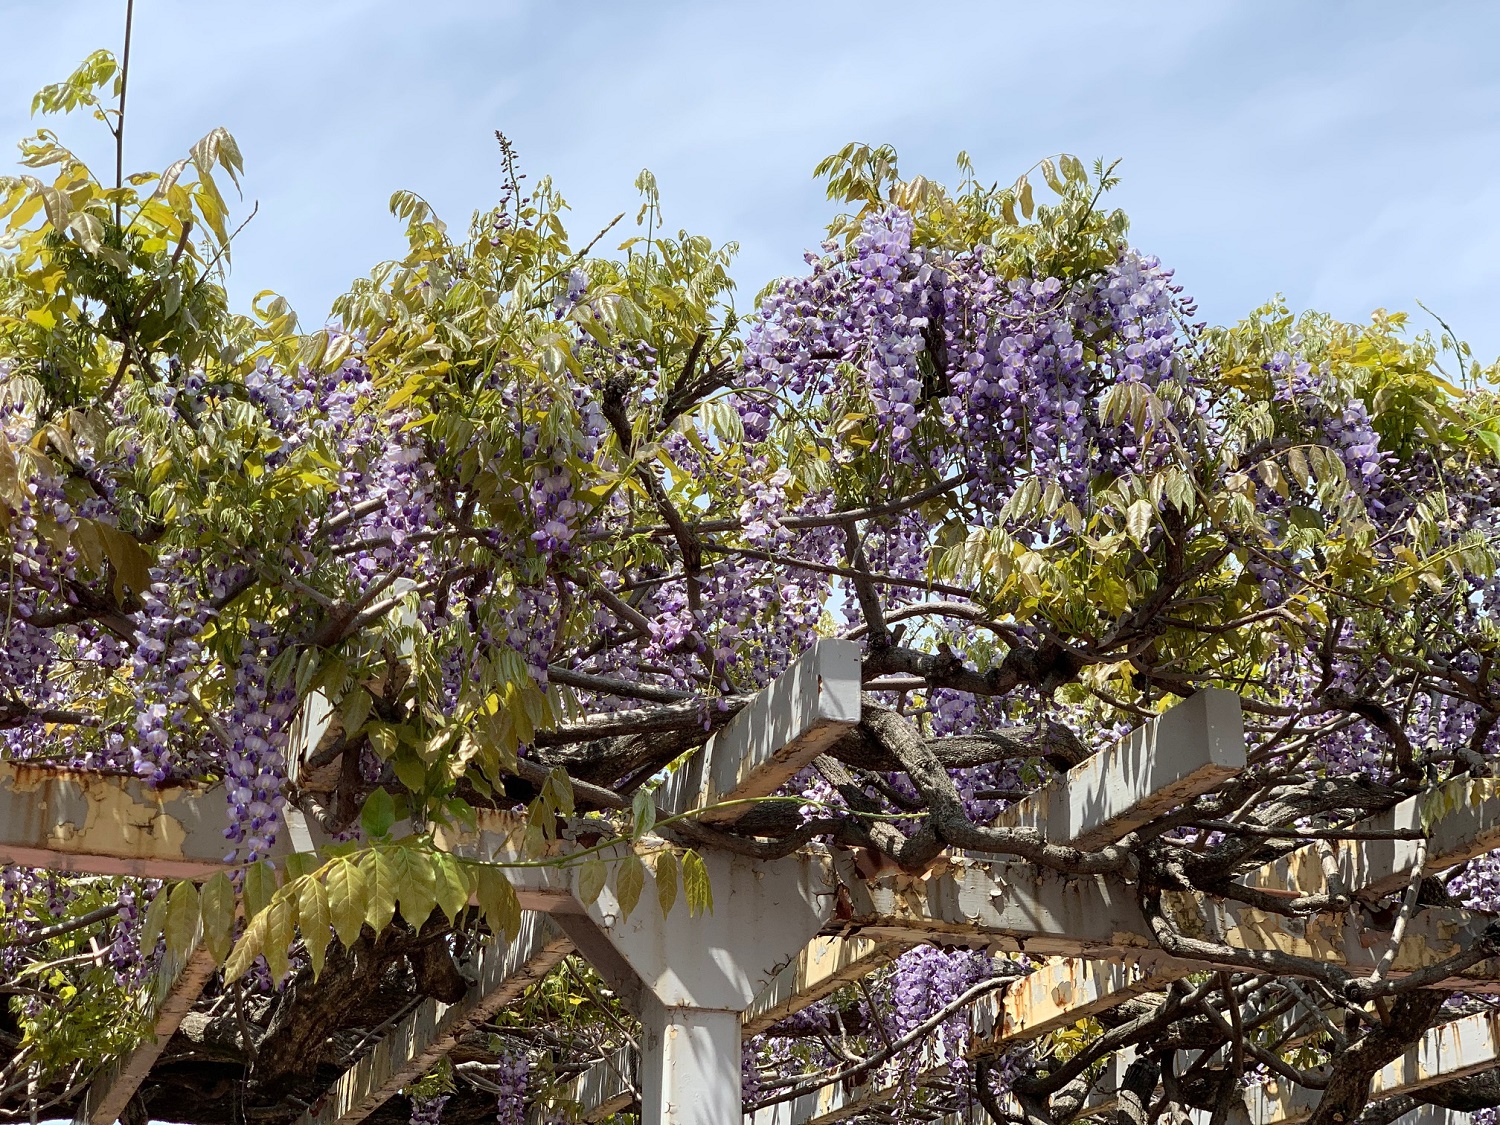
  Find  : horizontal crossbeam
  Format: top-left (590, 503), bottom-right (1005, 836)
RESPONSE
top-left (1247, 777), bottom-right (1500, 904)
top-left (992, 688), bottom-right (1245, 849)
top-left (839, 855), bottom-right (1500, 987)
top-left (1248, 1009), bottom-right (1500, 1124)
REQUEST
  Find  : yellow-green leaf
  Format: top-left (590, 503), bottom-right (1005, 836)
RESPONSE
top-left (326, 857), bottom-right (369, 949)
top-left (576, 855), bottom-right (607, 907)
top-left (262, 895), bottom-right (296, 985)
top-left (224, 905), bottom-right (267, 982)
top-left (654, 850), bottom-right (678, 918)
top-left (243, 860), bottom-right (278, 923)
top-left (476, 865), bottom-right (520, 942)
top-left (360, 849), bottom-right (398, 934)
top-left (200, 872), bottom-right (236, 964)
top-left (297, 876), bottom-right (332, 978)
top-left (614, 853), bottom-right (645, 920)
top-left (432, 852), bottom-right (473, 924)
top-left (391, 847), bottom-right (437, 932)
top-left (681, 850), bottom-right (713, 919)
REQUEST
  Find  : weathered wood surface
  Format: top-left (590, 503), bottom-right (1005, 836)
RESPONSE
top-left (658, 638), bottom-right (861, 824)
top-left (1247, 777), bottom-right (1500, 904)
top-left (293, 914), bottom-right (571, 1125)
top-left (743, 935), bottom-right (907, 1036)
top-left (73, 929), bottom-right (218, 1125)
top-left (839, 855), bottom-right (1500, 987)
top-left (991, 688), bottom-right (1245, 849)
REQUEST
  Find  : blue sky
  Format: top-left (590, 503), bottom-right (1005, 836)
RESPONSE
top-left (4, 1), bottom-right (1500, 361)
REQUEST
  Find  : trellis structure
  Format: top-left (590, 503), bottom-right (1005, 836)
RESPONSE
top-left (2, 641), bottom-right (1498, 1124)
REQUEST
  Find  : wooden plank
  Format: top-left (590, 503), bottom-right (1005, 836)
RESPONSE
top-left (295, 913), bottom-right (572, 1125)
top-left (659, 639), bottom-right (861, 824)
top-left (1247, 777), bottom-right (1500, 904)
top-left (838, 854), bottom-right (1500, 987)
top-left (73, 933), bottom-right (217, 1125)
top-left (1373, 1010), bottom-right (1500, 1102)
top-left (0, 762), bottom-right (234, 879)
top-left (992, 689), bottom-right (1245, 850)
top-left (743, 936), bottom-right (907, 1036)
top-left (972, 953), bottom-right (1187, 1047)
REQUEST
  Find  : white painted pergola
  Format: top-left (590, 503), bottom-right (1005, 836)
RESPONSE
top-left (2, 640), bottom-right (1497, 1125)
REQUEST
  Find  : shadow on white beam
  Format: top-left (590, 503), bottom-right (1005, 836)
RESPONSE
top-left (992, 689), bottom-right (1244, 850)
top-left (659, 639), bottom-right (860, 824)
top-left (1228, 1010), bottom-right (1500, 1124)
top-left (840, 854), bottom-right (1500, 987)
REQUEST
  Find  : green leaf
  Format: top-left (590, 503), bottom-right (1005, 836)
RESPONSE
top-left (614, 853), bottom-right (645, 920)
top-left (576, 855), bottom-right (607, 907)
top-left (342, 689), bottom-right (372, 734)
top-left (682, 850), bottom-right (713, 918)
top-left (361, 788), bottom-right (396, 839)
top-left (476, 865), bottom-right (520, 942)
top-left (297, 877), bottom-right (332, 978)
top-left (139, 887), bottom-right (169, 956)
top-left (654, 850), bottom-right (679, 918)
top-left (545, 767), bottom-right (575, 818)
top-left (360, 849), bottom-right (398, 935)
top-left (1126, 498), bottom-right (1154, 544)
top-left (390, 847), bottom-right (438, 932)
top-left (243, 860), bottom-right (278, 923)
top-left (262, 895), bottom-right (296, 985)
top-left (393, 747), bottom-right (428, 793)
top-left (224, 905), bottom-right (267, 982)
top-left (631, 788), bottom-right (656, 840)
top-left (326, 857), bottom-right (369, 949)
top-left (200, 872), bottom-right (236, 964)
top-left (432, 852), bottom-right (473, 924)
top-left (164, 879), bottom-right (201, 964)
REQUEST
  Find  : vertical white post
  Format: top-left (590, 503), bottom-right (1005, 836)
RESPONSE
top-left (638, 998), bottom-right (742, 1125)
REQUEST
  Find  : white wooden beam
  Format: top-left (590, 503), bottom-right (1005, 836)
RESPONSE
top-left (73, 931), bottom-right (217, 1125)
top-left (1247, 777), bottom-right (1500, 904)
top-left (0, 762), bottom-right (237, 879)
top-left (743, 936), bottom-right (907, 1036)
top-left (992, 689), bottom-right (1245, 849)
top-left (294, 913), bottom-right (572, 1125)
top-left (839, 854), bottom-right (1500, 987)
top-left (1090, 1009), bottom-right (1500, 1125)
top-left (659, 639), bottom-right (861, 824)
